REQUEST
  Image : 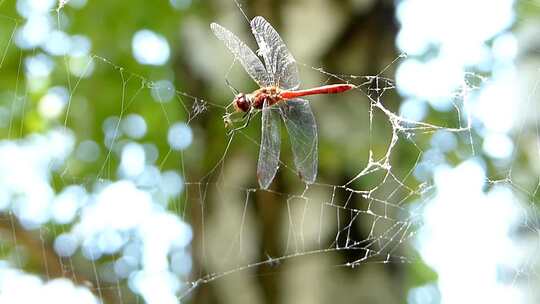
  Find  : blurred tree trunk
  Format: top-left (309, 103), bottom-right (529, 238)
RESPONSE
top-left (190, 0), bottom-right (401, 303)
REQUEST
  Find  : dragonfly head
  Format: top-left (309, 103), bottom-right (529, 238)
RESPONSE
top-left (223, 93), bottom-right (252, 129)
top-left (233, 93), bottom-right (251, 112)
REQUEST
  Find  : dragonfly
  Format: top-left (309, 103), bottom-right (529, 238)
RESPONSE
top-left (211, 16), bottom-right (355, 189)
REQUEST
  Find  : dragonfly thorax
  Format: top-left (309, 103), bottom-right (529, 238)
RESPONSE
top-left (251, 87), bottom-right (282, 110)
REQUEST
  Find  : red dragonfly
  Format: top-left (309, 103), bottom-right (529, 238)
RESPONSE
top-left (211, 16), bottom-right (355, 189)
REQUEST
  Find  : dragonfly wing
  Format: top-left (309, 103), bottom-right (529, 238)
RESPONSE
top-left (250, 16), bottom-right (300, 90)
top-left (279, 98), bottom-right (317, 184)
top-left (257, 100), bottom-right (281, 189)
top-left (210, 22), bottom-right (271, 87)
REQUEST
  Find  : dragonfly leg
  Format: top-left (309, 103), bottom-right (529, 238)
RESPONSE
top-left (222, 104), bottom-right (234, 127)
top-left (227, 110), bottom-right (254, 135)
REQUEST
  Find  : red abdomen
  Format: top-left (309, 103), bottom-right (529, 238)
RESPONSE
top-left (280, 84), bottom-right (355, 99)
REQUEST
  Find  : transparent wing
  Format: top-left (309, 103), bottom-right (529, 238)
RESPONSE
top-left (250, 16), bottom-right (300, 90)
top-left (210, 22), bottom-right (271, 87)
top-left (257, 101), bottom-right (281, 189)
top-left (279, 98), bottom-right (317, 184)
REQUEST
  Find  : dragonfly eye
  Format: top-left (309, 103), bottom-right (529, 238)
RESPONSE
top-left (233, 93), bottom-right (251, 112)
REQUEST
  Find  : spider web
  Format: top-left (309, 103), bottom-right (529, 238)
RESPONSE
top-left (0, 0), bottom-right (538, 303)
